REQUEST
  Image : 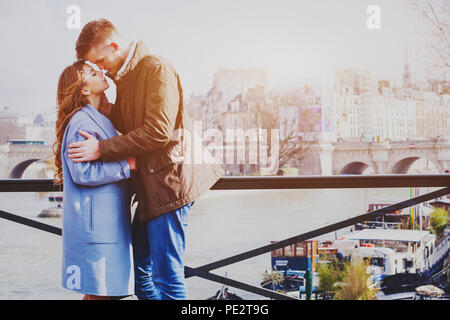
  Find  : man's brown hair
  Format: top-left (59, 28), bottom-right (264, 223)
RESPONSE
top-left (75, 19), bottom-right (118, 59)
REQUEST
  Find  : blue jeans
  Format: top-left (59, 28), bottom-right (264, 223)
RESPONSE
top-left (132, 202), bottom-right (193, 300)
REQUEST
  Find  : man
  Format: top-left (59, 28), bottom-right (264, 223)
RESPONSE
top-left (70, 19), bottom-right (224, 300)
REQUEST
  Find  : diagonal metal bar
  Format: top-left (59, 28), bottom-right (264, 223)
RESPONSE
top-left (185, 267), bottom-right (297, 300)
top-left (0, 210), bottom-right (62, 236)
top-left (188, 187), bottom-right (450, 276)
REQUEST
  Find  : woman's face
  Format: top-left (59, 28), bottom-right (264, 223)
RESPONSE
top-left (81, 63), bottom-right (109, 96)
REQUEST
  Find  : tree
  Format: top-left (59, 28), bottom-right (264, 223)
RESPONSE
top-left (429, 207), bottom-right (449, 238)
top-left (261, 269), bottom-right (284, 292)
top-left (409, 0), bottom-right (450, 70)
top-left (334, 258), bottom-right (378, 300)
top-left (317, 258), bottom-right (346, 299)
top-left (257, 107), bottom-right (313, 171)
top-left (279, 116), bottom-right (314, 170)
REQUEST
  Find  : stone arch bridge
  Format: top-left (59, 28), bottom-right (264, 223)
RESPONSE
top-left (298, 139), bottom-right (450, 175)
top-left (0, 142), bottom-right (54, 178)
top-left (1, 139), bottom-right (449, 178)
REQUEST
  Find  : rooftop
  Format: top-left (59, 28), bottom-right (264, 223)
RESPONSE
top-left (431, 198), bottom-right (450, 204)
top-left (0, 107), bottom-right (19, 119)
top-left (343, 229), bottom-right (432, 242)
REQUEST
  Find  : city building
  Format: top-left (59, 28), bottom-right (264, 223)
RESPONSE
top-left (327, 66), bottom-right (449, 143)
top-left (213, 68), bottom-right (268, 103)
top-left (361, 85), bottom-right (417, 142)
top-left (329, 84), bottom-right (361, 140)
top-left (183, 61), bottom-right (450, 176)
top-left (278, 86), bottom-right (322, 141)
top-left (0, 106), bottom-right (55, 145)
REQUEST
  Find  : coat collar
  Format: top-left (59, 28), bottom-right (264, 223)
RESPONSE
top-left (106, 39), bottom-right (150, 83)
top-left (80, 104), bottom-right (113, 139)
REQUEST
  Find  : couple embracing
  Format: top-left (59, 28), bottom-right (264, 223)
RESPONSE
top-left (54, 19), bottom-right (224, 300)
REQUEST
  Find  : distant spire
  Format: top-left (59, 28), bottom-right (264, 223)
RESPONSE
top-left (403, 46), bottom-right (412, 88)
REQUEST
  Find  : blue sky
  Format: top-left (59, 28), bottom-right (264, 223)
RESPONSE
top-left (0, 0), bottom-right (436, 116)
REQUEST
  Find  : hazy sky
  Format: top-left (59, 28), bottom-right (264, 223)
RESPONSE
top-left (0, 0), bottom-right (438, 116)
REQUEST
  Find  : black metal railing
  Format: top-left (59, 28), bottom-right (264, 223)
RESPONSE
top-left (1, 174), bottom-right (449, 300)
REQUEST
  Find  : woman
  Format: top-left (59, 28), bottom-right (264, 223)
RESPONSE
top-left (54, 60), bottom-right (136, 300)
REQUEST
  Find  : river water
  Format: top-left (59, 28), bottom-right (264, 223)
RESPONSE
top-left (0, 186), bottom-right (437, 300)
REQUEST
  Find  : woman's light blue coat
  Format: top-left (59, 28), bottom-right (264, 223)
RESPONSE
top-left (61, 104), bottom-right (134, 296)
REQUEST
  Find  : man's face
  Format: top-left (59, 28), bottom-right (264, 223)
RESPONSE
top-left (85, 41), bottom-right (123, 74)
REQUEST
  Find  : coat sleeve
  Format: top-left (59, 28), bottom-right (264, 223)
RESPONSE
top-left (98, 63), bottom-right (180, 162)
top-left (63, 119), bottom-right (131, 187)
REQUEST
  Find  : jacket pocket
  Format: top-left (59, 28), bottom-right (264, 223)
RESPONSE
top-left (144, 142), bottom-right (184, 175)
top-left (82, 193), bottom-right (119, 244)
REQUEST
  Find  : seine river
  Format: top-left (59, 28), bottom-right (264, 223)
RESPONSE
top-left (0, 186), bottom-right (435, 300)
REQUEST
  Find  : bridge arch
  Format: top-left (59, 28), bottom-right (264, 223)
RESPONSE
top-left (9, 159), bottom-right (41, 178)
top-left (339, 161), bottom-right (373, 175)
top-left (391, 157), bottom-right (440, 174)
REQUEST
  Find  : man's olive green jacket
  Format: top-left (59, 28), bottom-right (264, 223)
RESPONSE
top-left (101, 40), bottom-right (224, 221)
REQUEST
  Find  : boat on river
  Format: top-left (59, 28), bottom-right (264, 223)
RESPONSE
top-left (263, 228), bottom-right (449, 299)
top-left (334, 229), bottom-right (448, 278)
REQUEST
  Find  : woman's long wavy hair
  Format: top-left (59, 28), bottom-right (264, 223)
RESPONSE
top-left (53, 60), bottom-right (89, 186)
